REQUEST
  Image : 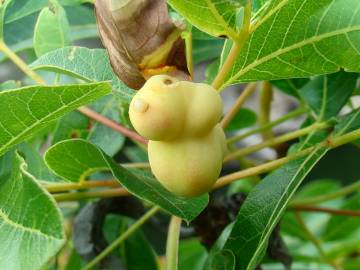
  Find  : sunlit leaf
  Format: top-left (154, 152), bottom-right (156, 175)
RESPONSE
top-left (45, 139), bottom-right (209, 222)
top-left (0, 82), bottom-right (111, 157)
top-left (0, 152), bottom-right (64, 270)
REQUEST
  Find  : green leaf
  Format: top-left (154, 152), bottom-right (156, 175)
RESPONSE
top-left (30, 46), bottom-right (135, 103)
top-left (204, 59), bottom-right (220, 84)
top-left (299, 71), bottom-right (358, 120)
top-left (169, 0), bottom-right (244, 40)
top-left (203, 223), bottom-right (234, 270)
top-left (4, 0), bottom-right (89, 23)
top-left (211, 250), bottom-right (236, 270)
top-left (44, 139), bottom-right (209, 222)
top-left (225, 108), bottom-right (257, 132)
top-left (0, 0), bottom-right (11, 39)
top-left (2, 13), bottom-right (37, 56)
top-left (0, 6), bottom-right (97, 62)
top-left (86, 96), bottom-right (125, 156)
top-left (5, 0), bottom-right (48, 23)
top-left (53, 111), bottom-right (88, 143)
top-left (0, 80), bottom-right (19, 91)
top-left (179, 239), bottom-right (207, 270)
top-left (271, 78), bottom-right (309, 98)
top-left (221, 147), bottom-right (329, 270)
top-left (193, 38), bottom-right (224, 64)
top-left (334, 108), bottom-right (360, 135)
top-left (54, 95), bottom-right (125, 156)
top-left (0, 151), bottom-right (65, 270)
top-left (323, 192), bottom-right (360, 241)
top-left (114, 216), bottom-right (158, 270)
top-left (253, 0), bottom-right (269, 12)
top-left (223, 0), bottom-right (360, 87)
top-left (0, 82), bottom-right (111, 157)
top-left (282, 179), bottom-right (341, 240)
top-left (17, 142), bottom-right (58, 182)
top-left (33, 0), bottom-right (71, 57)
top-left (219, 108), bottom-right (360, 269)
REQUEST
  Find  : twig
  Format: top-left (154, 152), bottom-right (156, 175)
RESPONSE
top-left (81, 206), bottom-right (160, 270)
top-left (0, 40), bottom-right (146, 146)
top-left (227, 107), bottom-right (308, 144)
top-left (211, 2), bottom-right (252, 90)
top-left (221, 83), bottom-right (257, 129)
top-left (46, 180), bottom-right (119, 193)
top-left (52, 127), bottom-right (360, 201)
top-left (217, 127), bottom-right (360, 189)
top-left (78, 106), bottom-right (148, 145)
top-left (294, 212), bottom-right (339, 270)
top-left (258, 81), bottom-right (274, 140)
top-left (224, 122), bottom-right (329, 162)
top-left (53, 188), bottom-right (130, 202)
top-left (0, 41), bottom-right (45, 84)
top-left (291, 206), bottom-right (360, 217)
top-left (290, 181), bottom-right (360, 207)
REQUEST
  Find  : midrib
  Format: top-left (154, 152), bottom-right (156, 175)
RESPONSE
top-left (226, 25), bottom-right (360, 85)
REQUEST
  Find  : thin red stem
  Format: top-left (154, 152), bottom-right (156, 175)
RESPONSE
top-left (290, 205), bottom-right (360, 217)
top-left (78, 106), bottom-right (148, 145)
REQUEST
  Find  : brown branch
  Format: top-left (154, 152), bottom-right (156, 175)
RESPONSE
top-left (77, 106), bottom-right (148, 145)
top-left (290, 205), bottom-right (360, 217)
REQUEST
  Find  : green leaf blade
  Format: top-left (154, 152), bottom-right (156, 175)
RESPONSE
top-left (30, 47), bottom-right (135, 103)
top-left (224, 0), bottom-right (360, 87)
top-left (169, 0), bottom-right (242, 40)
top-left (0, 152), bottom-right (65, 270)
top-left (45, 139), bottom-right (209, 222)
top-left (33, 1), bottom-right (71, 56)
top-left (323, 192), bottom-right (360, 241)
top-left (0, 82), bottom-right (111, 157)
top-left (299, 71), bottom-right (358, 120)
top-left (221, 147), bottom-right (329, 270)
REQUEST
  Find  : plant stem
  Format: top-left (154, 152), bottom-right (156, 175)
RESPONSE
top-left (221, 83), bottom-right (257, 129)
top-left (212, 42), bottom-right (241, 90)
top-left (53, 188), bottom-right (130, 202)
top-left (294, 212), bottom-right (339, 270)
top-left (291, 206), bottom-right (360, 217)
top-left (211, 1), bottom-right (252, 90)
top-left (0, 41), bottom-right (46, 84)
top-left (331, 128), bottom-right (360, 147)
top-left (46, 180), bottom-right (120, 193)
top-left (227, 107), bottom-right (308, 144)
top-left (224, 122), bottom-right (329, 162)
top-left (290, 181), bottom-right (360, 207)
top-left (82, 206), bottom-right (160, 270)
top-left (53, 127), bottom-right (360, 201)
top-left (0, 41), bottom-right (146, 145)
top-left (165, 216), bottom-right (182, 270)
top-left (216, 127), bottom-right (360, 189)
top-left (258, 81), bottom-right (274, 141)
top-left (215, 150), bottom-right (306, 189)
top-left (78, 106), bottom-right (148, 145)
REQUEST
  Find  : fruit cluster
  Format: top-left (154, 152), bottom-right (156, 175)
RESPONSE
top-left (129, 75), bottom-right (226, 197)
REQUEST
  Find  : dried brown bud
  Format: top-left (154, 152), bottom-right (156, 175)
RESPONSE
top-left (95, 0), bottom-right (188, 89)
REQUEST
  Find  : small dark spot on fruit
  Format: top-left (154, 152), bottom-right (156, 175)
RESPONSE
top-left (164, 79), bottom-right (173, 85)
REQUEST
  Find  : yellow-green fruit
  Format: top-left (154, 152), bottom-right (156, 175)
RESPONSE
top-left (129, 75), bottom-right (186, 141)
top-left (148, 125), bottom-right (226, 197)
top-left (129, 74), bottom-right (226, 197)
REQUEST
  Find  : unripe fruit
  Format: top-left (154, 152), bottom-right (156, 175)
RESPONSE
top-left (129, 75), bottom-right (226, 197)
